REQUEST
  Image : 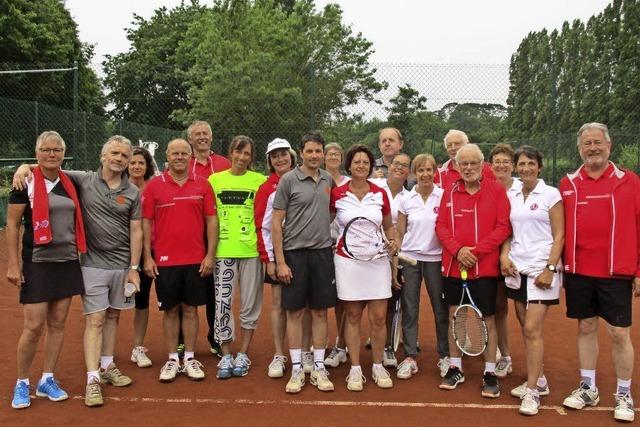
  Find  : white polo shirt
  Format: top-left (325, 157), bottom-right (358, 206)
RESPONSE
top-left (368, 178), bottom-right (408, 225)
top-left (397, 186), bottom-right (443, 262)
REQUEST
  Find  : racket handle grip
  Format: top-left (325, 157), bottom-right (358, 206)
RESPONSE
top-left (397, 253), bottom-right (417, 266)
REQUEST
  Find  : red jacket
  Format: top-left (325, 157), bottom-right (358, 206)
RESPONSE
top-left (434, 159), bottom-right (495, 190)
top-left (436, 178), bottom-right (511, 279)
top-left (254, 173), bottom-right (280, 263)
top-left (560, 162), bottom-right (640, 278)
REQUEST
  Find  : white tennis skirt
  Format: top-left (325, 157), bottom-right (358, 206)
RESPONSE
top-left (334, 254), bottom-right (392, 301)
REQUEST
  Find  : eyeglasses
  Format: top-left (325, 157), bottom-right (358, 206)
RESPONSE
top-left (325, 152), bottom-right (341, 158)
top-left (492, 160), bottom-right (512, 166)
top-left (458, 161), bottom-right (481, 168)
top-left (39, 148), bottom-right (64, 154)
top-left (391, 161), bottom-right (410, 169)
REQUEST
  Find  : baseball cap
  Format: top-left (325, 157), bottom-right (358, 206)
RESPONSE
top-left (266, 138), bottom-right (291, 155)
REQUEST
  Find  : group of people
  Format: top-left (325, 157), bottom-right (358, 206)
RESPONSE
top-left (6, 121), bottom-right (639, 422)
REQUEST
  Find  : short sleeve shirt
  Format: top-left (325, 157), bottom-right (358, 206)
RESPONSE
top-left (272, 166), bottom-right (334, 250)
top-left (142, 171), bottom-right (217, 266)
top-left (189, 152), bottom-right (230, 178)
top-left (397, 186), bottom-right (443, 262)
top-left (368, 178), bottom-right (408, 225)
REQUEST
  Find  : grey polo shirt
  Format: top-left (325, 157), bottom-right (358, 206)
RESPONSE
top-left (67, 168), bottom-right (141, 269)
top-left (272, 166), bottom-right (334, 251)
top-left (372, 157), bottom-right (388, 178)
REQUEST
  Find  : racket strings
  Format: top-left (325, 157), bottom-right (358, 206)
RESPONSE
top-left (453, 306), bottom-right (487, 355)
top-left (343, 220), bottom-right (384, 259)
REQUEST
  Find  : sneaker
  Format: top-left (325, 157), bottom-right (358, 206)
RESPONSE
top-left (36, 377), bottom-right (68, 401)
top-left (397, 358), bottom-right (418, 380)
top-left (481, 372), bottom-right (500, 398)
top-left (324, 347), bottom-right (347, 368)
top-left (383, 347), bottom-right (397, 368)
top-left (437, 357), bottom-right (450, 378)
top-left (12, 381), bottom-right (31, 409)
top-left (346, 368), bottom-right (366, 392)
top-left (614, 393), bottom-right (635, 422)
top-left (511, 381), bottom-right (550, 398)
top-left (159, 359), bottom-right (181, 382)
top-left (216, 354), bottom-right (234, 380)
top-left (286, 368), bottom-right (306, 393)
top-left (84, 377), bottom-right (103, 407)
top-left (372, 365), bottom-right (393, 388)
top-left (207, 332), bottom-right (222, 358)
top-left (268, 355), bottom-right (287, 378)
top-left (310, 367), bottom-right (335, 392)
top-left (232, 353), bottom-right (251, 377)
top-left (439, 366), bottom-right (465, 390)
top-left (183, 359), bottom-right (205, 381)
top-left (563, 382), bottom-right (600, 410)
top-left (495, 357), bottom-right (513, 378)
top-left (131, 346), bottom-right (153, 368)
top-left (302, 351), bottom-right (314, 374)
top-left (100, 363), bottom-right (132, 387)
top-left (519, 388), bottom-right (540, 416)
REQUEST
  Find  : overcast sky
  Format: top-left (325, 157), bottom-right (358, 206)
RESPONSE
top-left (67, 0), bottom-right (612, 66)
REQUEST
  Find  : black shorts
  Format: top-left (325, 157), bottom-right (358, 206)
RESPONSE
top-left (136, 254), bottom-right (155, 310)
top-left (444, 277), bottom-right (498, 316)
top-left (21, 260), bottom-right (84, 304)
top-left (564, 273), bottom-right (632, 327)
top-left (156, 264), bottom-right (208, 311)
top-left (281, 248), bottom-right (336, 311)
top-left (506, 275), bottom-right (560, 306)
top-left (264, 270), bottom-right (280, 285)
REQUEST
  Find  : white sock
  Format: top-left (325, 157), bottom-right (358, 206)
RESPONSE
top-left (87, 371), bottom-right (99, 384)
top-left (169, 352), bottom-right (179, 362)
top-left (17, 378), bottom-right (29, 386)
top-left (450, 357), bottom-right (462, 370)
top-left (183, 351), bottom-right (194, 361)
top-left (350, 365), bottom-right (362, 373)
top-left (372, 363), bottom-right (383, 371)
top-left (100, 356), bottom-right (114, 370)
top-left (580, 369), bottom-right (596, 389)
top-left (39, 372), bottom-right (53, 385)
top-left (313, 348), bottom-right (325, 369)
top-left (290, 349), bottom-right (302, 369)
top-left (617, 378), bottom-right (632, 396)
top-left (537, 375), bottom-right (548, 388)
top-left (484, 362), bottom-right (496, 374)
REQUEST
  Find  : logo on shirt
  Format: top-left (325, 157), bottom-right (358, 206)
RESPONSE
top-left (33, 220), bottom-right (50, 231)
top-left (433, 206), bottom-right (439, 214)
top-left (160, 255), bottom-right (169, 262)
top-left (218, 190), bottom-right (254, 205)
top-left (115, 195), bottom-right (127, 205)
top-left (529, 203), bottom-right (539, 211)
top-left (562, 190), bottom-right (574, 197)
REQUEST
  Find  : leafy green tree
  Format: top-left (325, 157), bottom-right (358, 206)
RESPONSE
top-left (0, 0), bottom-right (103, 113)
top-left (386, 84), bottom-right (427, 132)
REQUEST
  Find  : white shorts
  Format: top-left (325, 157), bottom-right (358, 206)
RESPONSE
top-left (334, 255), bottom-right (391, 301)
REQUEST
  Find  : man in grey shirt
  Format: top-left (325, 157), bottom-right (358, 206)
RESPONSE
top-left (272, 132), bottom-right (336, 394)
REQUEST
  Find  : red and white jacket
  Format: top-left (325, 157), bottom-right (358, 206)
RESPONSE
top-left (560, 162), bottom-right (640, 278)
top-left (254, 173), bottom-right (280, 263)
top-left (434, 159), bottom-right (496, 190)
top-left (435, 178), bottom-right (511, 279)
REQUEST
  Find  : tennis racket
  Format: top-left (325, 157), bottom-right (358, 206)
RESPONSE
top-left (452, 269), bottom-right (488, 356)
top-left (390, 277), bottom-right (403, 352)
top-left (342, 216), bottom-right (417, 266)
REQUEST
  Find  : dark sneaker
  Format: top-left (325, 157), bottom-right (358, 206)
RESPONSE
top-left (481, 372), bottom-right (500, 398)
top-left (439, 366), bottom-right (465, 390)
top-left (207, 332), bottom-right (222, 358)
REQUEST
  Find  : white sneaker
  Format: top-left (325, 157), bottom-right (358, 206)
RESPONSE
top-left (131, 346), bottom-right (153, 368)
top-left (324, 347), bottom-right (347, 368)
top-left (383, 347), bottom-right (397, 368)
top-left (285, 368), bottom-right (305, 394)
top-left (346, 367), bottom-right (366, 392)
top-left (302, 351), bottom-right (314, 374)
top-left (159, 359), bottom-right (181, 382)
top-left (614, 393), bottom-right (635, 422)
top-left (437, 357), bottom-right (450, 378)
top-left (563, 382), bottom-right (600, 409)
top-left (396, 358), bottom-right (418, 380)
top-left (268, 355), bottom-right (287, 378)
top-left (372, 365), bottom-right (393, 389)
top-left (495, 357), bottom-right (513, 378)
top-left (519, 388), bottom-right (540, 416)
top-left (511, 381), bottom-right (550, 398)
top-left (183, 359), bottom-right (205, 381)
top-left (310, 367), bottom-right (334, 392)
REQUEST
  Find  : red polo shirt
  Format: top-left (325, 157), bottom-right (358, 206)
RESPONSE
top-left (574, 164), bottom-right (614, 278)
top-left (189, 152), bottom-right (230, 178)
top-left (142, 171), bottom-right (216, 267)
top-left (435, 159), bottom-right (495, 190)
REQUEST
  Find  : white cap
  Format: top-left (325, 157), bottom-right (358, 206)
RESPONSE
top-left (266, 138), bottom-right (291, 155)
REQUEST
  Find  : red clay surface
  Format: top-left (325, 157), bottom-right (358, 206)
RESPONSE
top-left (0, 230), bottom-right (638, 426)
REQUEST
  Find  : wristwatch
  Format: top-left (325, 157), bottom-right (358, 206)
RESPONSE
top-left (129, 265), bottom-right (140, 271)
top-left (545, 264), bottom-right (557, 273)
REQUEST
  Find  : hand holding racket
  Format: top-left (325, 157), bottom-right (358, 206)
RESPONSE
top-left (342, 216), bottom-right (417, 266)
top-left (452, 268), bottom-right (488, 357)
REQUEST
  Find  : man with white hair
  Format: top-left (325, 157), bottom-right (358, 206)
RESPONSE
top-left (435, 130), bottom-right (495, 190)
top-left (435, 143), bottom-right (511, 398)
top-left (560, 122), bottom-right (640, 422)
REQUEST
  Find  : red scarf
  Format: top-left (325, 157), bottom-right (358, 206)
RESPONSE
top-left (32, 167), bottom-right (87, 253)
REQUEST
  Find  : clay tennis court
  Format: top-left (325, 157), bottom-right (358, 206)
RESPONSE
top-left (0, 230), bottom-right (637, 426)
